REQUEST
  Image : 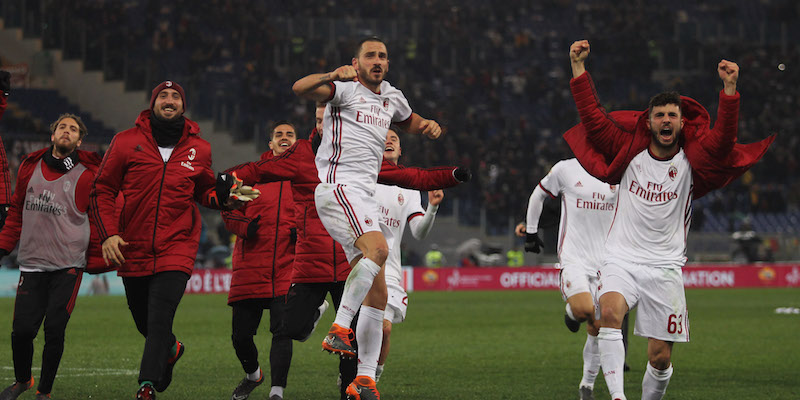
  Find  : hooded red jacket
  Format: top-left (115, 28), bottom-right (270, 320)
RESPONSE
top-left (0, 96), bottom-right (11, 205)
top-left (564, 72), bottom-right (775, 199)
top-left (230, 138), bottom-right (462, 283)
top-left (222, 151), bottom-right (295, 303)
top-left (89, 110), bottom-right (222, 277)
top-left (0, 147), bottom-right (107, 271)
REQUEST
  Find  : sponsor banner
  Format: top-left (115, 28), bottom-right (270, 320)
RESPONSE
top-left (185, 269), bottom-right (232, 294)
top-left (408, 264), bottom-right (800, 292)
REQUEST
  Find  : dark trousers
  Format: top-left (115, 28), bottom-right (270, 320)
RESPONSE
top-left (11, 268), bottom-right (83, 394)
top-left (122, 271), bottom-right (189, 384)
top-left (231, 296), bottom-right (292, 387)
top-left (284, 282), bottom-right (357, 400)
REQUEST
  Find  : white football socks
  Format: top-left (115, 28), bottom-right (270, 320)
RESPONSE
top-left (598, 327), bottom-right (626, 400)
top-left (334, 258), bottom-right (381, 328)
top-left (375, 364), bottom-right (385, 382)
top-left (246, 367), bottom-right (262, 382)
top-left (579, 334), bottom-right (601, 389)
top-left (355, 305), bottom-right (385, 379)
top-left (641, 362), bottom-right (673, 400)
top-left (269, 386), bottom-right (284, 398)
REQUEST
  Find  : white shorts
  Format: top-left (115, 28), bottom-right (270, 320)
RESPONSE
top-left (598, 259), bottom-right (689, 342)
top-left (559, 263), bottom-right (599, 301)
top-left (315, 183), bottom-right (394, 263)
top-left (383, 281), bottom-right (408, 324)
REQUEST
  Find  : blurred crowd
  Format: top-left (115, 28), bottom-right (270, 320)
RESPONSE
top-left (1, 0), bottom-right (798, 236)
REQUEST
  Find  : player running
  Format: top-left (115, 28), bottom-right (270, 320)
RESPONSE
top-left (564, 40), bottom-right (774, 400)
top-left (292, 37), bottom-right (444, 399)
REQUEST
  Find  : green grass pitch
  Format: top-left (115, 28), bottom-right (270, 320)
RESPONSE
top-left (1, 288), bottom-right (798, 399)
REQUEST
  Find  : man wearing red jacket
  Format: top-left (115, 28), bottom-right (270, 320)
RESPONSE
top-left (0, 114), bottom-right (102, 400)
top-left (563, 40), bottom-right (774, 400)
top-left (222, 121), bottom-right (298, 400)
top-left (0, 70), bottom-right (13, 229)
top-left (229, 119), bottom-right (469, 400)
top-left (89, 81), bottom-right (249, 400)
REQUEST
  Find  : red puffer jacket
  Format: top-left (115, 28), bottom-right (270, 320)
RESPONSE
top-left (223, 151), bottom-right (295, 303)
top-left (89, 110), bottom-right (221, 277)
top-left (230, 139), bottom-right (463, 283)
top-left (0, 96), bottom-right (11, 205)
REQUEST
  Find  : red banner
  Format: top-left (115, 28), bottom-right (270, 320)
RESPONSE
top-left (410, 264), bottom-right (800, 292)
top-left (185, 269), bottom-right (232, 294)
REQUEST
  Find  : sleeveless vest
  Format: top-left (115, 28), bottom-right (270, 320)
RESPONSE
top-left (18, 159), bottom-right (89, 272)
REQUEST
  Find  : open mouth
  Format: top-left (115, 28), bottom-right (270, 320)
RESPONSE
top-left (384, 146), bottom-right (394, 152)
top-left (279, 142), bottom-right (290, 147)
top-left (162, 106), bottom-right (176, 113)
top-left (660, 127), bottom-right (673, 139)
top-left (372, 67), bottom-right (382, 74)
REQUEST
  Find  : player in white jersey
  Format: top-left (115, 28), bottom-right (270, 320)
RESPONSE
top-left (517, 158), bottom-right (616, 400)
top-left (566, 40), bottom-right (769, 400)
top-left (292, 37), bottom-right (442, 399)
top-left (373, 129), bottom-right (443, 383)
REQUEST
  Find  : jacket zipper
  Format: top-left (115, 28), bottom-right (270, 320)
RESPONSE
top-left (271, 182), bottom-right (282, 295)
top-left (152, 159), bottom-right (167, 274)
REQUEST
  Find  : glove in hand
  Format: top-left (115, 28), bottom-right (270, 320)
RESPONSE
top-left (524, 233), bottom-right (544, 253)
top-left (454, 167), bottom-right (472, 182)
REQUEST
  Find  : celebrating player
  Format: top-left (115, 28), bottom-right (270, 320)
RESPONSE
top-left (564, 40), bottom-right (774, 400)
top-left (292, 37), bottom-right (444, 399)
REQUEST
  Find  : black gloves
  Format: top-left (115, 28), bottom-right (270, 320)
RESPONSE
top-left (246, 215), bottom-right (261, 238)
top-left (524, 233), bottom-right (544, 253)
top-left (454, 167), bottom-right (472, 182)
top-left (0, 248), bottom-right (8, 259)
top-left (289, 227), bottom-right (297, 244)
top-left (0, 71), bottom-right (9, 97)
top-left (215, 172), bottom-right (236, 207)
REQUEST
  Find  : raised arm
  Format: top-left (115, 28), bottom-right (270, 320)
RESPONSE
top-left (227, 142), bottom-right (305, 186)
top-left (408, 190), bottom-right (443, 240)
top-left (395, 113), bottom-right (443, 139)
top-left (568, 40), bottom-right (632, 157)
top-left (292, 66), bottom-right (357, 103)
top-left (700, 60), bottom-right (741, 158)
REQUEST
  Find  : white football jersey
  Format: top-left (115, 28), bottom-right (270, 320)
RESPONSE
top-left (537, 159), bottom-right (617, 271)
top-left (605, 149), bottom-right (693, 268)
top-left (316, 80), bottom-right (413, 195)
top-left (374, 183), bottom-right (425, 285)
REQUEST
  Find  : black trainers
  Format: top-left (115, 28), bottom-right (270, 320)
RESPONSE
top-left (564, 313), bottom-right (581, 333)
top-left (579, 385), bottom-right (595, 400)
top-left (0, 378), bottom-right (34, 400)
top-left (230, 372), bottom-right (264, 400)
top-left (35, 392), bottom-right (51, 399)
top-left (155, 341), bottom-right (184, 392)
top-left (136, 383), bottom-right (156, 400)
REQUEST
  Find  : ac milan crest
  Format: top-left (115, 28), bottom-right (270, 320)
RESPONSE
top-left (383, 99), bottom-right (389, 110)
top-left (397, 193), bottom-right (405, 205)
top-left (364, 216), bottom-right (373, 227)
top-left (668, 165), bottom-right (678, 180)
top-left (609, 184), bottom-right (617, 193)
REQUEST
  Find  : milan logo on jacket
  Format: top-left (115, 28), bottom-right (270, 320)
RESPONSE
top-left (397, 193), bottom-right (405, 205)
top-left (364, 216), bottom-right (373, 227)
top-left (188, 148), bottom-right (196, 160)
top-left (668, 165), bottom-right (678, 181)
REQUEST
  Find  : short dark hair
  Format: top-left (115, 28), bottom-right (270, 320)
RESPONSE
top-left (648, 91), bottom-right (682, 115)
top-left (50, 113), bottom-right (88, 139)
top-left (354, 37), bottom-right (386, 59)
top-left (269, 120), bottom-right (296, 139)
